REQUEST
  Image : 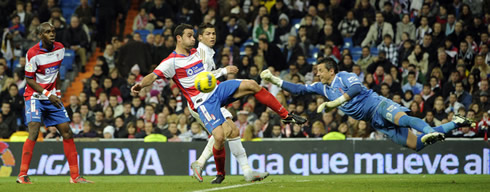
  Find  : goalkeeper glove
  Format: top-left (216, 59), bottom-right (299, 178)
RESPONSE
top-left (260, 69), bottom-right (283, 86)
top-left (317, 95), bottom-right (347, 113)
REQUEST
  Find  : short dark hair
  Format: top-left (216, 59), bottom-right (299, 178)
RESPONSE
top-left (318, 57), bottom-right (338, 73)
top-left (36, 22), bottom-right (53, 35)
top-left (408, 71), bottom-right (416, 76)
top-left (198, 23), bottom-right (215, 36)
top-left (173, 23), bottom-right (193, 39)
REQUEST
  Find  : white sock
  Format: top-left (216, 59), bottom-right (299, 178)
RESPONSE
top-left (228, 137), bottom-right (252, 174)
top-left (196, 136), bottom-right (215, 167)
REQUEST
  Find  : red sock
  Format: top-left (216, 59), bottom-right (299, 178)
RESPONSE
top-left (63, 138), bottom-right (80, 179)
top-left (213, 147), bottom-right (226, 176)
top-left (19, 139), bottom-right (36, 176)
top-left (254, 88), bottom-right (289, 119)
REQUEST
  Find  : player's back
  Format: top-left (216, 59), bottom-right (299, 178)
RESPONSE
top-left (327, 71), bottom-right (382, 121)
top-left (24, 41), bottom-right (64, 101)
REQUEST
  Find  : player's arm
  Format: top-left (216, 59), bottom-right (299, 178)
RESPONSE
top-left (211, 66), bottom-right (238, 78)
top-left (131, 73), bottom-right (158, 94)
top-left (260, 69), bottom-right (323, 95)
top-left (26, 77), bottom-right (63, 108)
top-left (317, 73), bottom-right (363, 113)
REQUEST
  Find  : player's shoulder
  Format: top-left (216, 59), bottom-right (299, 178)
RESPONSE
top-left (337, 71), bottom-right (355, 76)
top-left (53, 42), bottom-right (64, 49)
top-left (26, 43), bottom-right (41, 59)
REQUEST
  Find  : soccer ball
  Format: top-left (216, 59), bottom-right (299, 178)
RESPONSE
top-left (194, 72), bottom-right (217, 93)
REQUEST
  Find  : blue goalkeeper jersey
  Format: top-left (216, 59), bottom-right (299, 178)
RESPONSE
top-left (283, 71), bottom-right (382, 121)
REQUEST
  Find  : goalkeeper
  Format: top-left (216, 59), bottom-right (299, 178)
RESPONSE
top-left (261, 58), bottom-right (473, 151)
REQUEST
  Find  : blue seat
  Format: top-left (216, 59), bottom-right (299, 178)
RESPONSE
top-left (307, 58), bottom-right (317, 65)
top-left (153, 29), bottom-right (163, 35)
top-left (343, 37), bottom-right (353, 49)
top-left (134, 29), bottom-right (151, 42)
top-left (370, 47), bottom-right (379, 56)
top-left (63, 49), bottom-right (75, 71)
top-left (311, 47), bottom-right (319, 58)
top-left (350, 46), bottom-right (362, 55)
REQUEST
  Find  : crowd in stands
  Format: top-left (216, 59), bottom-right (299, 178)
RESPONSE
top-left (0, 0), bottom-right (489, 142)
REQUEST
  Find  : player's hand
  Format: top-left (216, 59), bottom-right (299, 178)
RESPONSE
top-left (225, 66), bottom-right (238, 74)
top-left (260, 69), bottom-right (282, 86)
top-left (317, 101), bottom-right (337, 113)
top-left (131, 83), bottom-right (143, 94)
top-left (48, 95), bottom-right (63, 109)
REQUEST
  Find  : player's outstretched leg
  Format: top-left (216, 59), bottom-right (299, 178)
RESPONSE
top-left (225, 120), bottom-right (269, 182)
top-left (432, 114), bottom-right (475, 133)
top-left (57, 122), bottom-right (93, 184)
top-left (191, 135), bottom-right (215, 182)
top-left (17, 122), bottom-right (41, 184)
top-left (394, 112), bottom-right (445, 145)
top-left (233, 80), bottom-right (306, 124)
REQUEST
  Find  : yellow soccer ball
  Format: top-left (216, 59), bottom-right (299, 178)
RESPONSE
top-left (194, 72), bottom-right (217, 93)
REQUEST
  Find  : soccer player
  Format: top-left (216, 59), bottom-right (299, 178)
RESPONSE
top-left (261, 58), bottom-right (473, 151)
top-left (189, 23), bottom-right (236, 183)
top-left (17, 22), bottom-right (92, 184)
top-left (131, 24), bottom-right (305, 184)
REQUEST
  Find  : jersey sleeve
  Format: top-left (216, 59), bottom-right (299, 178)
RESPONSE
top-left (153, 60), bottom-right (175, 79)
top-left (282, 81), bottom-right (325, 96)
top-left (339, 72), bottom-right (362, 88)
top-left (25, 52), bottom-right (37, 78)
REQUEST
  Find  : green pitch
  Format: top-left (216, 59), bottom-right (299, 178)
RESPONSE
top-left (0, 175), bottom-right (489, 192)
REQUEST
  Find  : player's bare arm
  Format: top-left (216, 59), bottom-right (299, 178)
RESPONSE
top-left (26, 77), bottom-right (63, 109)
top-left (131, 73), bottom-right (158, 94)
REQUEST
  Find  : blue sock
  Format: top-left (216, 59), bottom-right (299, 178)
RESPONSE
top-left (398, 115), bottom-right (435, 134)
top-left (416, 134), bottom-right (425, 151)
top-left (433, 122), bottom-right (457, 134)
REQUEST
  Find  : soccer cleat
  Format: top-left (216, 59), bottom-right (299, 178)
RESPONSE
top-left (452, 114), bottom-right (475, 128)
top-left (282, 113), bottom-right (307, 125)
top-left (211, 175), bottom-right (225, 184)
top-left (70, 176), bottom-right (94, 183)
top-left (16, 175), bottom-right (32, 184)
top-left (421, 132), bottom-right (445, 145)
top-left (245, 171), bottom-right (269, 182)
top-left (190, 161), bottom-right (203, 182)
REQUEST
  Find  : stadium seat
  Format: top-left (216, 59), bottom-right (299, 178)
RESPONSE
top-left (370, 47), bottom-right (379, 56)
top-left (292, 18), bottom-right (301, 31)
top-left (63, 49), bottom-right (75, 71)
top-left (307, 57), bottom-right (317, 65)
top-left (311, 47), bottom-right (319, 58)
top-left (153, 29), bottom-right (163, 35)
top-left (343, 37), bottom-right (353, 49)
top-left (134, 29), bottom-right (151, 42)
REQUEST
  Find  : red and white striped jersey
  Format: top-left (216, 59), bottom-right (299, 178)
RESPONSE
top-left (153, 49), bottom-right (215, 110)
top-left (24, 41), bottom-right (64, 100)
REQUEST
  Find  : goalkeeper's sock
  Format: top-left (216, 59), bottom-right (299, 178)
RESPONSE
top-left (416, 134), bottom-right (425, 151)
top-left (19, 139), bottom-right (36, 176)
top-left (213, 146), bottom-right (226, 176)
top-left (228, 137), bottom-right (252, 174)
top-left (398, 115), bottom-right (435, 134)
top-left (254, 88), bottom-right (288, 119)
top-left (197, 136), bottom-right (215, 167)
top-left (63, 138), bottom-right (80, 179)
top-left (433, 122), bottom-right (457, 134)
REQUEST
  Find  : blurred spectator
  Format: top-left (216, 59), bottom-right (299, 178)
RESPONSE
top-left (91, 110), bottom-right (107, 137)
top-left (44, 126), bottom-right (60, 139)
top-left (403, 72), bottom-right (423, 94)
top-left (310, 121), bottom-right (326, 138)
top-left (361, 12), bottom-right (393, 47)
top-left (163, 122), bottom-right (181, 141)
top-left (377, 34), bottom-right (397, 66)
top-left (126, 122), bottom-right (137, 139)
top-left (133, 7), bottom-right (154, 31)
top-left (62, 16), bottom-right (89, 70)
top-left (75, 0), bottom-right (96, 30)
top-left (66, 95), bottom-right (80, 119)
top-left (354, 0), bottom-right (375, 22)
top-left (11, 1), bottom-right (33, 30)
top-left (38, 0), bottom-right (57, 22)
top-left (353, 17), bottom-right (370, 46)
top-left (338, 10), bottom-right (359, 39)
top-left (318, 24), bottom-right (343, 47)
top-left (103, 125), bottom-right (115, 139)
top-left (408, 44), bottom-right (429, 75)
top-left (235, 110), bottom-right (249, 137)
top-left (179, 122), bottom-right (208, 141)
top-left (396, 14), bottom-right (415, 44)
top-left (282, 36), bottom-right (303, 66)
top-left (0, 115), bottom-right (11, 138)
top-left (136, 122), bottom-right (153, 138)
top-left (149, 0), bottom-right (174, 29)
top-left (1, 103), bottom-right (17, 133)
top-left (252, 15), bottom-right (275, 43)
top-left (258, 38), bottom-right (286, 72)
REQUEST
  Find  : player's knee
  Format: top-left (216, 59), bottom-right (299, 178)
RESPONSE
top-left (61, 131), bottom-right (74, 139)
top-left (213, 134), bottom-right (225, 144)
top-left (243, 80), bottom-right (261, 92)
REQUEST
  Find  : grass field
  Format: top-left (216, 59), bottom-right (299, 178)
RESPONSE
top-left (0, 175), bottom-right (489, 192)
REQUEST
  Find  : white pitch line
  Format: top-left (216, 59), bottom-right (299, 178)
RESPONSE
top-left (192, 182), bottom-right (269, 192)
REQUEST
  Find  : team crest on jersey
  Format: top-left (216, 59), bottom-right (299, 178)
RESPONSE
top-left (26, 63), bottom-right (33, 71)
top-left (186, 63), bottom-right (204, 76)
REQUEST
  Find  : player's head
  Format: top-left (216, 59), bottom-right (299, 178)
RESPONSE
top-left (316, 57), bottom-right (338, 85)
top-left (37, 22), bottom-right (55, 45)
top-left (174, 23), bottom-right (195, 52)
top-left (198, 23), bottom-right (216, 47)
